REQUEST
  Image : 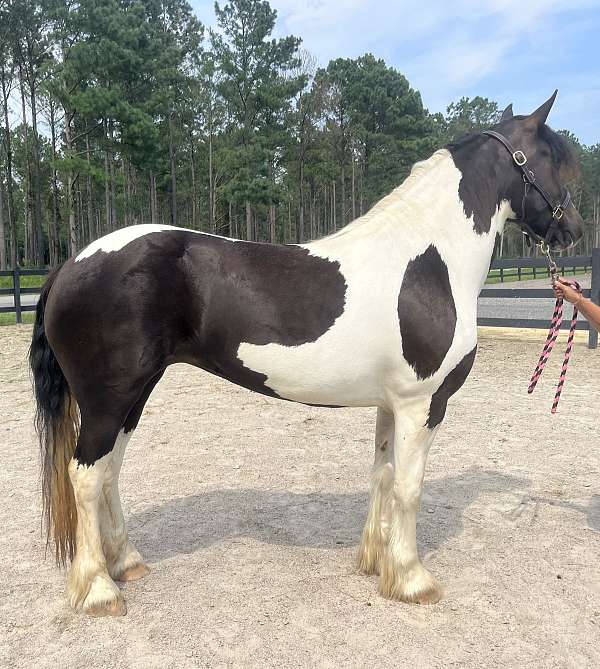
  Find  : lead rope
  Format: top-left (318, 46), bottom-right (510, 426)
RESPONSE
top-left (527, 243), bottom-right (581, 413)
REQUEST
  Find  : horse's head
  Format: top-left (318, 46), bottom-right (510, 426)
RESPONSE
top-left (488, 91), bottom-right (583, 250)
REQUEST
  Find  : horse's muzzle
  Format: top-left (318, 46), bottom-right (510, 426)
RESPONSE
top-left (548, 211), bottom-right (584, 250)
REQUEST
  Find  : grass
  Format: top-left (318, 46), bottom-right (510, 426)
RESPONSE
top-left (0, 312), bottom-right (35, 326)
top-left (485, 266), bottom-right (590, 284)
top-left (0, 274), bottom-right (47, 289)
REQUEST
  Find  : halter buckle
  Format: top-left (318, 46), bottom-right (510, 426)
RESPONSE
top-left (552, 205), bottom-right (564, 220)
top-left (513, 150), bottom-right (527, 166)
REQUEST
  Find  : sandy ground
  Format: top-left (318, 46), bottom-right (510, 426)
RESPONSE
top-left (1, 325), bottom-right (599, 669)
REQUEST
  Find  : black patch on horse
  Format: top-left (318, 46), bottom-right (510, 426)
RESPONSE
top-left (447, 135), bottom-right (502, 234)
top-left (398, 245), bottom-right (457, 380)
top-left (427, 346), bottom-right (477, 428)
top-left (47, 231), bottom-right (348, 420)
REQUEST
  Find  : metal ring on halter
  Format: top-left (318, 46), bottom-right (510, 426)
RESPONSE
top-left (513, 150), bottom-right (527, 166)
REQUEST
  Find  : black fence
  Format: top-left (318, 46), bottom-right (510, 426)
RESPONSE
top-left (0, 268), bottom-right (48, 322)
top-left (478, 248), bottom-right (600, 349)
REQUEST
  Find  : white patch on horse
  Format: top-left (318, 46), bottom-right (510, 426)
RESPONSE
top-left (99, 430), bottom-right (148, 582)
top-left (75, 224), bottom-right (239, 262)
top-left (237, 150), bottom-right (511, 407)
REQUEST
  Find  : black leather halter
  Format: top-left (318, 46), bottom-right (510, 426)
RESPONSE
top-left (482, 129), bottom-right (571, 244)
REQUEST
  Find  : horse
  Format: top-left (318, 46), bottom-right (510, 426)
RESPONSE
top-left (30, 92), bottom-right (583, 616)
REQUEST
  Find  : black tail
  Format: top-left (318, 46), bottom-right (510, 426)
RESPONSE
top-left (29, 266), bottom-right (79, 565)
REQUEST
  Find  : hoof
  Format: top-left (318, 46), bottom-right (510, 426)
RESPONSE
top-left (378, 559), bottom-right (443, 605)
top-left (86, 597), bottom-right (127, 617)
top-left (116, 562), bottom-right (150, 582)
top-left (70, 572), bottom-right (127, 617)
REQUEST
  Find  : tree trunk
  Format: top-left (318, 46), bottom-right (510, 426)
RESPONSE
top-left (1, 64), bottom-right (17, 269)
top-left (64, 114), bottom-right (77, 256)
top-left (190, 131), bottom-right (197, 229)
top-left (150, 174), bottom-right (157, 225)
top-left (18, 71), bottom-right (32, 265)
top-left (0, 182), bottom-right (6, 269)
top-left (208, 130), bottom-right (214, 234)
top-left (298, 161), bottom-right (305, 242)
top-left (85, 129), bottom-right (94, 243)
top-left (360, 155), bottom-right (364, 216)
top-left (26, 62), bottom-right (44, 266)
top-left (269, 204), bottom-right (276, 243)
top-left (103, 119), bottom-right (111, 234)
top-left (228, 200), bottom-right (233, 237)
top-left (48, 99), bottom-right (61, 266)
top-left (332, 180), bottom-right (337, 232)
top-left (122, 160), bottom-right (129, 228)
top-left (351, 156), bottom-right (356, 221)
top-left (109, 120), bottom-right (117, 230)
top-left (340, 164), bottom-right (346, 228)
top-left (169, 115), bottom-right (177, 226)
top-left (245, 200), bottom-right (252, 241)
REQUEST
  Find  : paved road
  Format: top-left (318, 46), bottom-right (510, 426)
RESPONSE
top-left (0, 294), bottom-right (39, 310)
top-left (1, 275), bottom-right (592, 324)
top-left (478, 275), bottom-right (590, 324)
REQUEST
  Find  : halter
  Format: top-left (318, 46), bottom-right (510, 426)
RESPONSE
top-left (482, 130), bottom-right (572, 245)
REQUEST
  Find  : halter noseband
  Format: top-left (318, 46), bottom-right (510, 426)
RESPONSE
top-left (482, 129), bottom-right (571, 244)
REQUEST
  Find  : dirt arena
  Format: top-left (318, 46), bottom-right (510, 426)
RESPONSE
top-left (1, 324), bottom-right (599, 668)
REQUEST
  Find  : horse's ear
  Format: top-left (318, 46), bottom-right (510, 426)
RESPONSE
top-left (526, 90), bottom-right (558, 128)
top-left (500, 103), bottom-right (513, 121)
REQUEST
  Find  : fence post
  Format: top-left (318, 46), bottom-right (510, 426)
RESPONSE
top-left (13, 268), bottom-right (22, 325)
top-left (589, 248), bottom-right (600, 349)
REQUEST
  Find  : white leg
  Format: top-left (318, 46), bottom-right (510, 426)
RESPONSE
top-left (358, 407), bottom-right (395, 575)
top-left (100, 429), bottom-right (149, 582)
top-left (67, 453), bottom-right (126, 616)
top-left (378, 398), bottom-right (442, 604)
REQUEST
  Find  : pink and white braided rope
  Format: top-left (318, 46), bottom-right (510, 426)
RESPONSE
top-left (528, 279), bottom-right (581, 414)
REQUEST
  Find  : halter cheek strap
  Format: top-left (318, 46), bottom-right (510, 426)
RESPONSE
top-left (482, 130), bottom-right (571, 243)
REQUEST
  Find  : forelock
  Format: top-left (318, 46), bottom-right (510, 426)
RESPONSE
top-left (538, 125), bottom-right (580, 182)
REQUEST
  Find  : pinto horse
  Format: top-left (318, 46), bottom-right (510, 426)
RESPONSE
top-left (30, 93), bottom-right (582, 616)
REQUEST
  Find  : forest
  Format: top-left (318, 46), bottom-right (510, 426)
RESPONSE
top-left (1, 0), bottom-right (599, 270)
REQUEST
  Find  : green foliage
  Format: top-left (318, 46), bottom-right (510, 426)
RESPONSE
top-left (445, 96), bottom-right (501, 141)
top-left (0, 0), bottom-right (597, 269)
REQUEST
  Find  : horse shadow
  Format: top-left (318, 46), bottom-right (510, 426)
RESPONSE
top-left (128, 466), bottom-right (551, 564)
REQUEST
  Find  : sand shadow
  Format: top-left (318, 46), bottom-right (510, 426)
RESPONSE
top-left (587, 495), bottom-right (600, 531)
top-left (128, 466), bottom-right (531, 563)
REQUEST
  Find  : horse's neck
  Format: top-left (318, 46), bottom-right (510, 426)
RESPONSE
top-left (309, 149), bottom-right (509, 294)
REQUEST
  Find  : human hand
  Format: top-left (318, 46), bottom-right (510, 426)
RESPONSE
top-left (553, 278), bottom-right (581, 304)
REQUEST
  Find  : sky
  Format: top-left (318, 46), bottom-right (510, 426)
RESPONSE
top-left (190, 0), bottom-right (600, 146)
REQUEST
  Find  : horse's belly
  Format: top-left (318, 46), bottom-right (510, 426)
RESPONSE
top-left (236, 337), bottom-right (391, 407)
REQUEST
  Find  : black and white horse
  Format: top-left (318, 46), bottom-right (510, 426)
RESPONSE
top-left (30, 93), bottom-right (582, 616)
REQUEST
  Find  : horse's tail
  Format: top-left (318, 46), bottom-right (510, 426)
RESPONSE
top-left (29, 266), bottom-right (79, 566)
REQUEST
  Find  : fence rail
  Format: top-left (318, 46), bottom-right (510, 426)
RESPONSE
top-left (0, 269), bottom-right (48, 322)
top-left (478, 248), bottom-right (600, 349)
top-left (3, 251), bottom-right (600, 348)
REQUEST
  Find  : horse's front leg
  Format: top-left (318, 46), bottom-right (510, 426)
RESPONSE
top-left (378, 398), bottom-right (441, 604)
top-left (358, 407), bottom-right (395, 575)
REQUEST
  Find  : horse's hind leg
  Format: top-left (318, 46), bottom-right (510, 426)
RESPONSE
top-left (100, 372), bottom-right (164, 583)
top-left (358, 407), bottom-right (395, 575)
top-left (67, 416), bottom-right (127, 616)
